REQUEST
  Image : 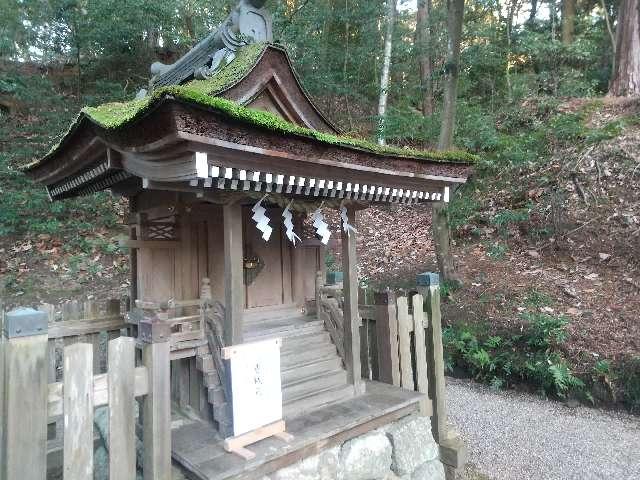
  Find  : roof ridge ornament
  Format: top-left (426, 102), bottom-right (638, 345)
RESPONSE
top-left (148, 0), bottom-right (272, 91)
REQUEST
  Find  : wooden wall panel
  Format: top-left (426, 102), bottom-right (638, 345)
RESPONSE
top-left (207, 207), bottom-right (225, 304)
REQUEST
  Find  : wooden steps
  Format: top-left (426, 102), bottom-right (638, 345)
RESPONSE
top-left (197, 311), bottom-right (353, 435)
top-left (246, 314), bottom-right (353, 420)
top-left (283, 384), bottom-right (355, 419)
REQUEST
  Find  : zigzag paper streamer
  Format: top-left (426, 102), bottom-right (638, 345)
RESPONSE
top-left (282, 201), bottom-right (301, 245)
top-left (340, 202), bottom-right (358, 237)
top-left (251, 194), bottom-right (273, 241)
top-left (311, 206), bottom-right (331, 245)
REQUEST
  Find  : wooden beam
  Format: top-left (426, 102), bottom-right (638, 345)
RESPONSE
top-left (119, 239), bottom-right (180, 249)
top-left (341, 206), bottom-right (364, 394)
top-left (223, 202), bottom-right (244, 345)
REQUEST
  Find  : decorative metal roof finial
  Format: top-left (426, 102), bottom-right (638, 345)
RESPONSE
top-left (147, 0), bottom-right (273, 92)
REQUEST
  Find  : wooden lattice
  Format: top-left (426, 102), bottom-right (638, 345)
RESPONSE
top-left (140, 216), bottom-right (178, 241)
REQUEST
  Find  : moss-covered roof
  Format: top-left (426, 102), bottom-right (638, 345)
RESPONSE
top-left (25, 43), bottom-right (478, 171)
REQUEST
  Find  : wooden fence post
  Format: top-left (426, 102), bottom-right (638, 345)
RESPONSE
top-left (140, 318), bottom-right (172, 480)
top-left (108, 337), bottom-right (136, 480)
top-left (396, 296), bottom-right (414, 390)
top-left (1, 308), bottom-right (49, 480)
top-left (63, 343), bottom-right (94, 478)
top-left (411, 293), bottom-right (431, 416)
top-left (373, 291), bottom-right (400, 387)
top-left (417, 273), bottom-right (467, 480)
top-left (416, 272), bottom-right (446, 442)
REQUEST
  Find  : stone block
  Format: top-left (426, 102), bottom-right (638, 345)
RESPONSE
top-left (271, 454), bottom-right (319, 480)
top-left (386, 415), bottom-right (439, 476)
top-left (412, 460), bottom-right (445, 480)
top-left (338, 431), bottom-right (392, 480)
top-left (271, 446), bottom-right (339, 480)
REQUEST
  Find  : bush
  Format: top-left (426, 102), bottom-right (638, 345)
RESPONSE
top-left (443, 312), bottom-right (584, 399)
top-left (617, 357), bottom-right (640, 413)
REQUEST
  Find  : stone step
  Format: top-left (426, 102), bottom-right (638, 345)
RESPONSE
top-left (282, 369), bottom-right (348, 402)
top-left (283, 384), bottom-right (355, 419)
top-left (281, 355), bottom-right (343, 385)
top-left (281, 342), bottom-right (338, 369)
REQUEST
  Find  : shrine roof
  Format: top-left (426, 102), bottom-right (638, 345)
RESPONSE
top-left (21, 43), bottom-right (475, 204)
top-left (22, 43), bottom-right (476, 175)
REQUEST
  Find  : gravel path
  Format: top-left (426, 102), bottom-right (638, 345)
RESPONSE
top-left (447, 378), bottom-right (640, 480)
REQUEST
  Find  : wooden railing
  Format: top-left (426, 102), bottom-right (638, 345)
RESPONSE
top-left (315, 273), bottom-right (468, 476)
top-left (0, 307), bottom-right (172, 480)
top-left (40, 298), bottom-right (128, 383)
top-left (316, 272), bottom-right (346, 362)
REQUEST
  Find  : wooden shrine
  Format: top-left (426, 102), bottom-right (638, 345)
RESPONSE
top-left (17, 2), bottom-right (474, 478)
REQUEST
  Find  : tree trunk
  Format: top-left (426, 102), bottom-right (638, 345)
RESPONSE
top-left (609, 0), bottom-right (640, 96)
top-left (377, 0), bottom-right (397, 145)
top-left (437, 0), bottom-right (464, 151)
top-left (416, 0), bottom-right (434, 116)
top-left (434, 0), bottom-right (464, 284)
top-left (528, 0), bottom-right (538, 23)
top-left (561, 0), bottom-right (576, 44)
top-left (550, 0), bottom-right (557, 40)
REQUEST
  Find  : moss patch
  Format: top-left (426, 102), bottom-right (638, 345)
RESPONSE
top-left (31, 43), bottom-right (478, 168)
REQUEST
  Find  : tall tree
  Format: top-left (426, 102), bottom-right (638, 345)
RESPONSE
top-left (609, 0), bottom-right (640, 96)
top-left (416, 0), bottom-right (434, 116)
top-left (561, 0), bottom-right (576, 44)
top-left (377, 0), bottom-right (397, 145)
top-left (528, 0), bottom-right (538, 23)
top-left (438, 0), bottom-right (464, 151)
top-left (433, 0), bottom-right (465, 284)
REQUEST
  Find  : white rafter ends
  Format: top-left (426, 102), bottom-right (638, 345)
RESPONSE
top-left (196, 152), bottom-right (208, 178)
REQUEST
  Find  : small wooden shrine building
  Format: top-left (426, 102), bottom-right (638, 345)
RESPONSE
top-left (21, 2), bottom-right (474, 478)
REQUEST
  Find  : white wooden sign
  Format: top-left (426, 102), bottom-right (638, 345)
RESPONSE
top-left (222, 338), bottom-right (283, 437)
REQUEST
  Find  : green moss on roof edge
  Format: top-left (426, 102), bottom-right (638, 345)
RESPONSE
top-left (25, 43), bottom-right (477, 171)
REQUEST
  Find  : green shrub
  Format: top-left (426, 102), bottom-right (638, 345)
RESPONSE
top-left (617, 357), bottom-right (640, 413)
top-left (443, 312), bottom-right (583, 399)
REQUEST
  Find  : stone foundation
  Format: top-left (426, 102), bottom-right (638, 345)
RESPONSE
top-left (262, 415), bottom-right (445, 480)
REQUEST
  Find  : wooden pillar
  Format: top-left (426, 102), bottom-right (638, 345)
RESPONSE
top-left (1, 308), bottom-right (49, 480)
top-left (417, 272), bottom-right (446, 442)
top-left (223, 202), bottom-right (244, 345)
top-left (341, 206), bottom-right (364, 394)
top-left (140, 319), bottom-right (172, 480)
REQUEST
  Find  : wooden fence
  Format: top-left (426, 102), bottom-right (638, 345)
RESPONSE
top-left (317, 273), bottom-right (467, 476)
top-left (0, 301), bottom-right (172, 480)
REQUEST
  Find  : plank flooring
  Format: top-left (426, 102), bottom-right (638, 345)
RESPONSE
top-left (172, 381), bottom-right (422, 480)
